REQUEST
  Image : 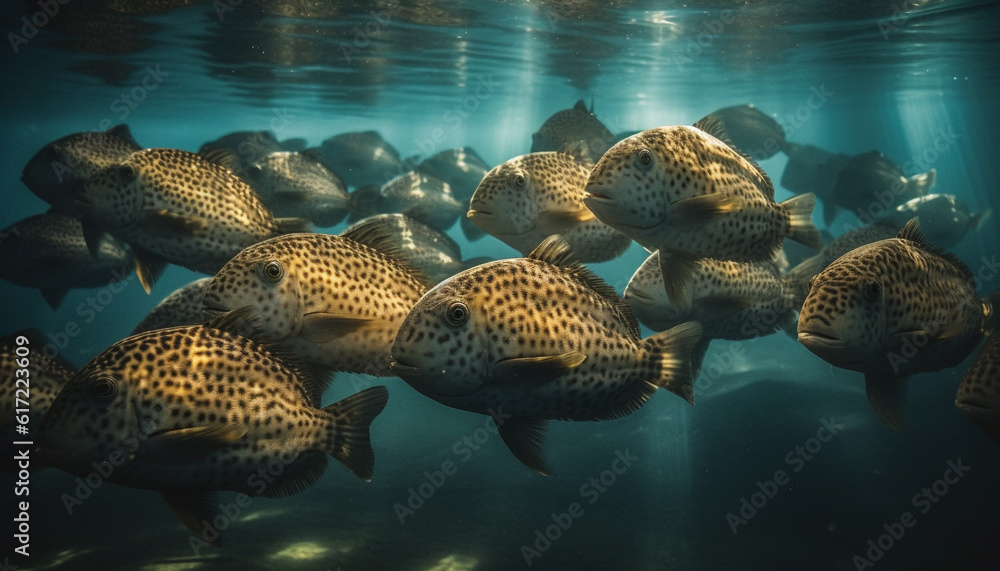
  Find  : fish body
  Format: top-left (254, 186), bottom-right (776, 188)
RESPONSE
top-left (36, 314), bottom-right (388, 541)
top-left (0, 211), bottom-right (134, 309)
top-left (21, 125), bottom-right (141, 213)
top-left (350, 170), bottom-right (463, 231)
top-left (797, 220), bottom-right (990, 427)
top-left (701, 104), bottom-right (786, 160)
top-left (390, 236), bottom-right (701, 474)
top-left (469, 151), bottom-right (630, 263)
top-left (584, 123), bottom-right (820, 307)
top-left (341, 214), bottom-right (485, 284)
top-left (531, 100), bottom-right (616, 163)
top-left (244, 150), bottom-right (351, 227)
top-left (625, 252), bottom-right (794, 339)
top-left (79, 148), bottom-right (309, 289)
top-left (203, 230), bottom-right (429, 376)
top-left (198, 130), bottom-right (291, 177)
top-left (416, 147), bottom-right (491, 203)
top-left (131, 277), bottom-right (214, 334)
top-left (885, 193), bottom-right (992, 249)
top-left (956, 334), bottom-right (1000, 444)
top-left (319, 131), bottom-right (408, 188)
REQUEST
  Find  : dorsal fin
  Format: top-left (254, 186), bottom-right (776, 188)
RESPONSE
top-left (694, 114), bottom-right (775, 198)
top-left (340, 219), bottom-right (433, 289)
top-left (529, 235), bottom-right (641, 338)
top-left (197, 147), bottom-right (242, 172)
top-left (896, 217), bottom-right (974, 280)
top-left (573, 99), bottom-right (589, 113)
top-left (556, 141), bottom-right (594, 167)
top-left (107, 124), bottom-right (141, 149)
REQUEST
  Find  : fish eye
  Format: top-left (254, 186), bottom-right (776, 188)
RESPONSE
top-left (260, 260), bottom-right (284, 283)
top-left (511, 173), bottom-right (527, 189)
top-left (635, 149), bottom-right (653, 169)
top-left (445, 301), bottom-right (470, 326)
top-left (91, 376), bottom-right (118, 399)
top-left (863, 280), bottom-right (882, 301)
top-left (116, 165), bottom-right (135, 180)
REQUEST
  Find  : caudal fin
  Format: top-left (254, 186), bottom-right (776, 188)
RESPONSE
top-left (643, 321), bottom-right (703, 405)
top-left (780, 193), bottom-right (823, 249)
top-left (906, 168), bottom-right (936, 196)
top-left (322, 386), bottom-right (389, 481)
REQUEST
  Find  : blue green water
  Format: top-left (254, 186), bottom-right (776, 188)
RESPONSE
top-left (2, 1), bottom-right (999, 569)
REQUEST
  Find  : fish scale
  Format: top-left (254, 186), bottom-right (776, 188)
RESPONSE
top-left (203, 228), bottom-right (429, 376)
top-left (469, 151), bottom-right (631, 262)
top-left (36, 315), bottom-right (388, 543)
top-left (391, 236), bottom-right (701, 475)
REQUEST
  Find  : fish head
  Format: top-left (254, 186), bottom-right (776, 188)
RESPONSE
top-left (203, 240), bottom-right (304, 342)
top-left (391, 276), bottom-right (490, 399)
top-left (584, 128), bottom-right (684, 234)
top-left (36, 358), bottom-right (141, 474)
top-left (468, 157), bottom-right (539, 237)
top-left (623, 251), bottom-right (689, 330)
top-left (955, 337), bottom-right (1000, 427)
top-left (797, 248), bottom-right (889, 367)
top-left (78, 160), bottom-right (145, 229)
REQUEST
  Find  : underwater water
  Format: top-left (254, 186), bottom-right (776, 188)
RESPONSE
top-left (2, 0), bottom-right (1000, 569)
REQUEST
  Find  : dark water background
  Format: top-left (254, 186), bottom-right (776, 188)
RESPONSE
top-left (2, 1), bottom-right (999, 569)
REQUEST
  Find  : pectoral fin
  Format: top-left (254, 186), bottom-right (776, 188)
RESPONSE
top-left (864, 375), bottom-right (907, 430)
top-left (142, 424), bottom-right (248, 464)
top-left (493, 352), bottom-right (587, 384)
top-left (133, 247), bottom-right (167, 294)
top-left (300, 313), bottom-right (376, 344)
top-left (142, 209), bottom-right (209, 235)
top-left (497, 416), bottom-right (551, 476)
top-left (160, 490), bottom-right (221, 546)
top-left (39, 288), bottom-right (69, 310)
top-left (538, 208), bottom-right (595, 230)
top-left (667, 194), bottom-right (744, 229)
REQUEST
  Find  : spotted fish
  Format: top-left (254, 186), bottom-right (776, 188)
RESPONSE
top-left (531, 100), bottom-right (616, 164)
top-left (78, 148), bottom-right (310, 293)
top-left (584, 119), bottom-right (822, 310)
top-left (203, 226), bottom-right (430, 376)
top-left (0, 211), bottom-right (134, 309)
top-left (1, 329), bottom-right (75, 471)
top-left (131, 277), bottom-right (214, 335)
top-left (955, 334), bottom-right (1000, 444)
top-left (390, 236), bottom-right (702, 475)
top-left (469, 150), bottom-right (631, 263)
top-left (198, 130), bottom-right (299, 178)
top-left (886, 193), bottom-right (992, 249)
top-left (21, 125), bottom-right (141, 213)
top-left (243, 150), bottom-right (351, 228)
top-left (701, 104), bottom-right (786, 160)
top-left (625, 251), bottom-right (796, 340)
top-left (416, 147), bottom-right (491, 203)
top-left (350, 170), bottom-right (463, 231)
top-left (341, 214), bottom-right (490, 284)
top-left (36, 310), bottom-right (389, 543)
top-left (797, 220), bottom-right (997, 428)
top-left (319, 130), bottom-right (409, 188)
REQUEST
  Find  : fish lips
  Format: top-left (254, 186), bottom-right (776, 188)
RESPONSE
top-left (390, 359), bottom-right (480, 397)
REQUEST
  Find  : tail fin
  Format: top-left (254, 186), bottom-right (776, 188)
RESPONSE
top-left (784, 253), bottom-right (828, 309)
top-left (906, 168), bottom-right (936, 196)
top-left (780, 193), bottom-right (823, 249)
top-left (643, 321), bottom-right (703, 405)
top-left (971, 208), bottom-right (993, 232)
top-left (321, 386), bottom-right (389, 481)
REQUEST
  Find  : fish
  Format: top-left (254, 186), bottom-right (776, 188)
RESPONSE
top-left (0, 329), bottom-right (76, 471)
top-left (468, 150), bottom-right (631, 263)
top-left (350, 170), bottom-right (463, 232)
top-left (35, 309), bottom-right (388, 543)
top-left (797, 219), bottom-right (997, 428)
top-left (78, 147), bottom-right (311, 293)
top-left (955, 333), bottom-right (1000, 444)
top-left (318, 131), bottom-right (410, 188)
top-left (390, 235), bottom-right (702, 475)
top-left (784, 220), bottom-right (903, 309)
top-left (21, 125), bottom-right (142, 213)
top-left (198, 130), bottom-right (299, 178)
top-left (624, 252), bottom-right (796, 340)
top-left (701, 104), bottom-right (786, 160)
top-left (341, 214), bottom-right (490, 284)
top-left (780, 142), bottom-right (852, 226)
top-left (243, 150), bottom-right (351, 228)
top-left (885, 193), bottom-right (992, 249)
top-left (416, 147), bottom-right (491, 203)
top-left (0, 211), bottom-right (134, 309)
top-left (202, 225), bottom-right (430, 376)
top-left (584, 119), bottom-right (822, 309)
top-left (531, 100), bottom-right (617, 164)
top-left (131, 277), bottom-right (214, 335)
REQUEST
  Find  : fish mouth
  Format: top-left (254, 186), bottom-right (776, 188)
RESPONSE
top-left (582, 191), bottom-right (616, 204)
top-left (389, 358), bottom-right (423, 379)
top-left (202, 299), bottom-right (231, 316)
top-left (797, 329), bottom-right (847, 347)
top-left (467, 209), bottom-right (491, 219)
